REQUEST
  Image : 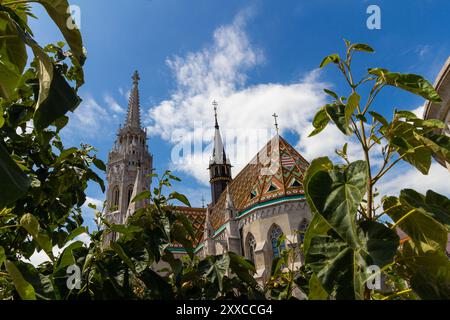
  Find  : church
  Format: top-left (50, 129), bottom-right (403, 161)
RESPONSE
top-left (104, 71), bottom-right (312, 282)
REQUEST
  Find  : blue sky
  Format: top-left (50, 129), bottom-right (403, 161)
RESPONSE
top-left (29, 0), bottom-right (450, 231)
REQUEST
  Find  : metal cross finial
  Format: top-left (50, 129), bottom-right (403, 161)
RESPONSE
top-left (201, 194), bottom-right (205, 208)
top-left (132, 70), bottom-right (140, 85)
top-left (272, 113), bottom-right (279, 134)
top-left (212, 100), bottom-right (219, 128)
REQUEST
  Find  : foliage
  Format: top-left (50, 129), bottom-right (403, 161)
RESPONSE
top-left (302, 40), bottom-right (450, 300)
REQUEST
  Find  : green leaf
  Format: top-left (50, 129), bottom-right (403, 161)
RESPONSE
top-left (200, 255), bottom-right (230, 292)
top-left (369, 111), bottom-right (388, 127)
top-left (399, 242), bottom-right (450, 299)
top-left (383, 189), bottom-right (449, 252)
top-left (349, 43), bottom-right (374, 53)
top-left (0, 245), bottom-right (5, 266)
top-left (33, 65), bottom-right (81, 130)
top-left (56, 240), bottom-right (83, 271)
top-left (414, 132), bottom-right (450, 164)
top-left (309, 107), bottom-right (330, 137)
top-left (132, 190), bottom-right (151, 203)
top-left (303, 213), bottom-right (330, 254)
top-left (306, 220), bottom-right (398, 299)
top-left (345, 92), bottom-right (360, 126)
top-left (228, 252), bottom-right (258, 287)
top-left (305, 160), bottom-right (368, 247)
top-left (5, 260), bottom-right (36, 300)
top-left (319, 54), bottom-right (340, 68)
top-left (395, 110), bottom-right (418, 119)
top-left (325, 104), bottom-right (353, 136)
top-left (109, 224), bottom-right (143, 236)
top-left (65, 226), bottom-right (88, 243)
top-left (93, 157), bottom-right (106, 171)
top-left (323, 88), bottom-right (339, 100)
top-left (0, 105), bottom-right (4, 128)
top-left (387, 121), bottom-right (432, 174)
top-left (11, 24), bottom-right (81, 130)
top-left (20, 213), bottom-right (53, 257)
top-left (110, 242), bottom-right (137, 274)
top-left (0, 10), bottom-right (28, 99)
top-left (169, 191), bottom-right (191, 207)
top-left (368, 68), bottom-right (441, 102)
top-left (0, 143), bottom-right (30, 208)
top-left (34, 0), bottom-right (84, 66)
top-left (308, 273), bottom-right (329, 300)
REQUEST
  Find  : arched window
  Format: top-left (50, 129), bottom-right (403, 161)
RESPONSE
top-left (127, 185), bottom-right (134, 205)
top-left (246, 233), bottom-right (256, 263)
top-left (269, 225), bottom-right (285, 258)
top-left (112, 186), bottom-right (120, 208)
top-left (297, 219), bottom-right (309, 244)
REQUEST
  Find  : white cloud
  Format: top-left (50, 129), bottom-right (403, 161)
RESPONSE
top-left (104, 94), bottom-right (125, 114)
top-left (412, 105), bottom-right (425, 118)
top-left (145, 11), bottom-right (342, 184)
top-left (377, 162), bottom-right (450, 198)
top-left (62, 96), bottom-right (116, 140)
top-left (26, 233), bottom-right (91, 267)
top-left (81, 196), bottom-right (104, 227)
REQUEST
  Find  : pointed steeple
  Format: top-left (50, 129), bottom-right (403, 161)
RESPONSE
top-left (125, 70), bottom-right (142, 129)
top-left (208, 100), bottom-right (232, 205)
top-left (211, 100), bottom-right (229, 165)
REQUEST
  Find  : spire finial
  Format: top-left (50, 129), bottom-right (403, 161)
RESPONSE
top-left (124, 71), bottom-right (142, 128)
top-left (201, 194), bottom-right (205, 208)
top-left (272, 113), bottom-right (279, 134)
top-left (132, 70), bottom-right (140, 86)
top-left (212, 100), bottom-right (219, 128)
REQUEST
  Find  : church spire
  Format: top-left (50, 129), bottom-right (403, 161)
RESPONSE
top-left (125, 70), bottom-right (142, 129)
top-left (209, 100), bottom-right (232, 205)
top-left (211, 101), bottom-right (229, 165)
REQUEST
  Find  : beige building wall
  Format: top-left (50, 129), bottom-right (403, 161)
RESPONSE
top-left (238, 200), bottom-right (311, 282)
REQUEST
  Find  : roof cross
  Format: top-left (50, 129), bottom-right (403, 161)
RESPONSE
top-left (212, 100), bottom-right (219, 128)
top-left (272, 113), bottom-right (279, 134)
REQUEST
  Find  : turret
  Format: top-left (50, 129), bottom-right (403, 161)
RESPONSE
top-left (208, 100), bottom-right (232, 205)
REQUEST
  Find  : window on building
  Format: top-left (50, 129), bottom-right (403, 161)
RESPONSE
top-left (290, 179), bottom-right (302, 187)
top-left (269, 225), bottom-right (285, 258)
top-left (267, 183), bottom-right (278, 192)
top-left (113, 186), bottom-right (120, 208)
top-left (297, 219), bottom-right (309, 244)
top-left (246, 233), bottom-right (256, 263)
top-left (127, 186), bottom-right (133, 205)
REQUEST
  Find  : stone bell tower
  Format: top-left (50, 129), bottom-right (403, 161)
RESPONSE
top-left (104, 71), bottom-right (153, 242)
top-left (208, 100), bottom-right (232, 205)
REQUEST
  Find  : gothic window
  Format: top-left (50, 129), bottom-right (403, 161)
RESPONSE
top-left (297, 218), bottom-right (309, 244)
top-left (269, 225), bottom-right (285, 258)
top-left (127, 185), bottom-right (134, 205)
top-left (112, 186), bottom-right (120, 208)
top-left (246, 233), bottom-right (256, 263)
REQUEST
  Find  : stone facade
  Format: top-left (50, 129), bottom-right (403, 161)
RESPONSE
top-left (423, 57), bottom-right (450, 255)
top-left (103, 71), bottom-right (153, 245)
top-left (424, 56), bottom-right (450, 171)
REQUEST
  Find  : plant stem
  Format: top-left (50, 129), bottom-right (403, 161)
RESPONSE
top-left (381, 289), bottom-right (412, 300)
top-left (390, 208), bottom-right (416, 230)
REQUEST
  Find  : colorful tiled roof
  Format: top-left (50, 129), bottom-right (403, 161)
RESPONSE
top-left (209, 135), bottom-right (309, 231)
top-left (170, 206), bottom-right (206, 246)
